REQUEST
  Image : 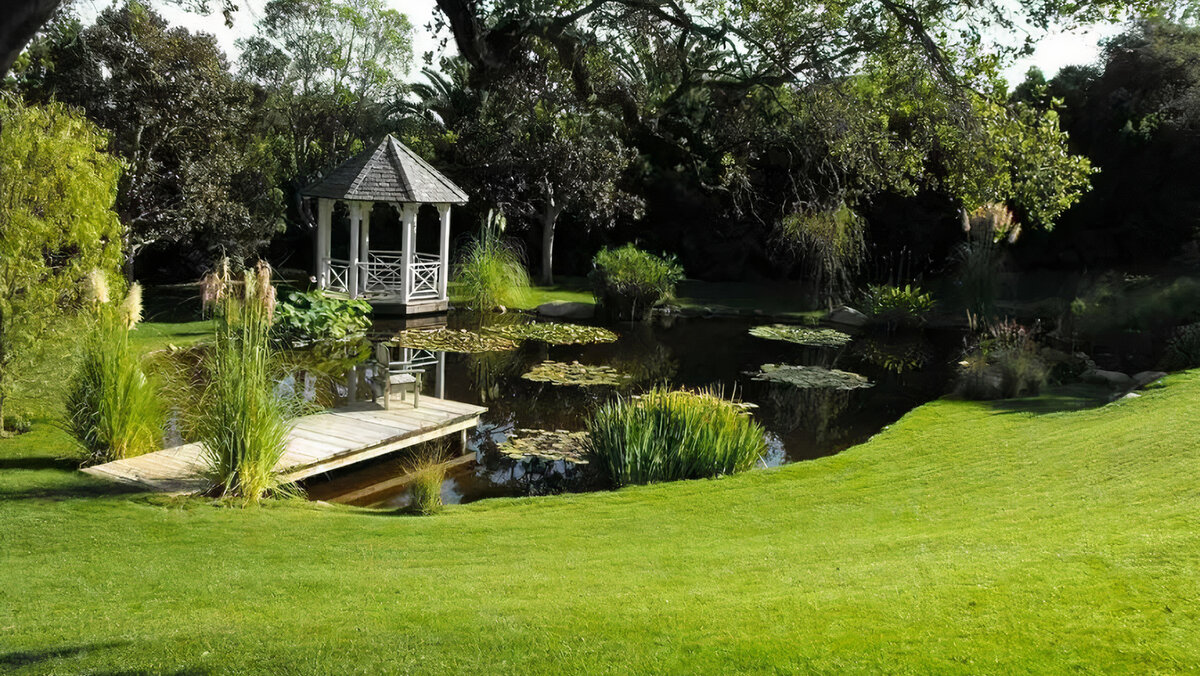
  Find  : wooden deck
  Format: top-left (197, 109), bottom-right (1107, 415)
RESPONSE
top-left (81, 396), bottom-right (486, 495)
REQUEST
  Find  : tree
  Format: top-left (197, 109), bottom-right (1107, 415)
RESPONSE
top-left (16, 2), bottom-right (283, 276)
top-left (0, 96), bottom-right (123, 429)
top-left (239, 0), bottom-right (415, 186)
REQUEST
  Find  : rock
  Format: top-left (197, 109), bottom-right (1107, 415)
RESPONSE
top-left (1131, 370), bottom-right (1167, 389)
top-left (536, 301), bottom-right (594, 320)
top-left (828, 305), bottom-right (868, 328)
top-left (1122, 391), bottom-right (1141, 399)
top-left (1082, 368), bottom-right (1136, 390)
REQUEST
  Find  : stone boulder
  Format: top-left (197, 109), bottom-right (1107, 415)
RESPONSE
top-left (828, 306), bottom-right (869, 328)
top-left (536, 301), bottom-right (594, 320)
top-left (1082, 368), bottom-right (1135, 390)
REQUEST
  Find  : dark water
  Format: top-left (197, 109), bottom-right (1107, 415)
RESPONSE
top-left (298, 313), bottom-right (961, 508)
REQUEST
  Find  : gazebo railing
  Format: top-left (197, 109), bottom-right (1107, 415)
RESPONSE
top-left (325, 258), bottom-right (351, 293)
top-left (409, 254), bottom-right (441, 300)
top-left (365, 251), bottom-right (405, 293)
top-left (323, 250), bottom-right (441, 302)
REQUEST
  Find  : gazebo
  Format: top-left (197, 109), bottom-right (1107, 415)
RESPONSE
top-left (301, 135), bottom-right (468, 315)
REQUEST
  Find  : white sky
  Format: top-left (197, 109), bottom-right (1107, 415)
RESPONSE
top-left (72, 0), bottom-right (1120, 86)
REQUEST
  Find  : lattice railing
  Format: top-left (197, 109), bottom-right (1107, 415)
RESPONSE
top-left (409, 257), bottom-right (441, 300)
top-left (327, 251), bottom-right (442, 302)
top-left (325, 258), bottom-right (350, 293)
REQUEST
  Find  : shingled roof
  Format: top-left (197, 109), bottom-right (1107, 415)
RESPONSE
top-left (301, 135), bottom-right (468, 204)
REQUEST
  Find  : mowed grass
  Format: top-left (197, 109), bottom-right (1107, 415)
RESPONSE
top-left (1, 322), bottom-right (1198, 673)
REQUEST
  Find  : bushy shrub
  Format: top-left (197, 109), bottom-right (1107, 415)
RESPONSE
top-left (1069, 275), bottom-right (1200, 339)
top-left (454, 213), bottom-right (531, 311)
top-left (195, 261), bottom-right (299, 503)
top-left (955, 319), bottom-right (1049, 400)
top-left (274, 290), bottom-right (371, 344)
top-left (1160, 322), bottom-right (1200, 371)
top-left (590, 244), bottom-right (684, 321)
top-left (586, 387), bottom-right (766, 486)
top-left (65, 273), bottom-right (164, 464)
top-left (861, 284), bottom-right (935, 326)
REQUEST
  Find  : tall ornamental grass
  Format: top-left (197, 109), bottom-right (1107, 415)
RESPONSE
top-left (454, 210), bottom-right (531, 311)
top-left (586, 387), bottom-right (766, 486)
top-left (66, 272), bottom-right (164, 464)
top-left (402, 442), bottom-right (450, 515)
top-left (590, 244), bottom-right (684, 321)
top-left (195, 261), bottom-right (297, 503)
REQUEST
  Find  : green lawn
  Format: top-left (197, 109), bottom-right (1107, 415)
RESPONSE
top-left (1, 320), bottom-right (1198, 673)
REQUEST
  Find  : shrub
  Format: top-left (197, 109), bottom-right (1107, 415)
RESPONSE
top-left (65, 274), bottom-right (164, 464)
top-left (955, 318), bottom-right (1049, 400)
top-left (1069, 275), bottom-right (1200, 339)
top-left (194, 261), bottom-right (299, 503)
top-left (1160, 322), bottom-right (1200, 371)
top-left (274, 290), bottom-right (371, 344)
top-left (402, 443), bottom-right (450, 515)
top-left (861, 284), bottom-right (935, 326)
top-left (454, 212), bottom-right (531, 311)
top-left (590, 244), bottom-right (684, 321)
top-left (586, 387), bottom-right (766, 486)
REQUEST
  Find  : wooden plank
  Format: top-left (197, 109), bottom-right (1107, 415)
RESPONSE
top-left (292, 413), bottom-right (402, 439)
top-left (280, 416), bottom-right (479, 481)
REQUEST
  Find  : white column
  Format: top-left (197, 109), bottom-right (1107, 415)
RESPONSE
top-left (348, 201), bottom-right (361, 299)
top-left (359, 202), bottom-right (372, 292)
top-left (435, 351), bottom-right (445, 399)
top-left (401, 203), bottom-right (418, 303)
top-left (437, 203), bottom-right (451, 301)
top-left (316, 198), bottom-right (332, 288)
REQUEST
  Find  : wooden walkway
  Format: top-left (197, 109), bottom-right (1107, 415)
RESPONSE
top-left (81, 396), bottom-right (487, 495)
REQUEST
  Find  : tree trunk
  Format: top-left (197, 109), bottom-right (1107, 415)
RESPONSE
top-left (0, 0), bottom-right (63, 78)
top-left (540, 198), bottom-right (562, 287)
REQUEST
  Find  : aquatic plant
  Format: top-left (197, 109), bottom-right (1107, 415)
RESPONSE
top-left (499, 429), bottom-right (590, 464)
top-left (393, 327), bottom-right (518, 353)
top-left (522, 361), bottom-right (632, 387)
top-left (749, 363), bottom-right (874, 390)
top-left (274, 290), bottom-right (371, 344)
top-left (453, 210), bottom-right (531, 311)
top-left (586, 387), bottom-right (766, 486)
top-left (485, 321), bottom-right (618, 345)
top-left (590, 244), bottom-right (684, 321)
top-left (402, 442), bottom-right (450, 515)
top-left (861, 284), bottom-right (935, 326)
top-left (749, 324), bottom-right (852, 347)
top-left (194, 261), bottom-right (299, 503)
top-left (854, 336), bottom-right (931, 373)
top-left (778, 203), bottom-right (866, 303)
top-left (65, 272), bottom-right (164, 463)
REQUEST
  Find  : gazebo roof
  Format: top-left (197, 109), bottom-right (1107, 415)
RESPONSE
top-left (301, 135), bottom-right (468, 204)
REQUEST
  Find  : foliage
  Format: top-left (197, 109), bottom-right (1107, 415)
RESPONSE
top-left (861, 284), bottom-right (936, 325)
top-left (779, 204), bottom-right (866, 302)
top-left (522, 361), bottom-right (632, 387)
top-left (749, 324), bottom-right (852, 348)
top-left (401, 442), bottom-right (448, 515)
top-left (393, 328), bottom-right (517, 353)
top-left (0, 96), bottom-right (123, 430)
top-left (499, 429), bottom-right (590, 464)
top-left (952, 203), bottom-right (1017, 315)
top-left (239, 0), bottom-right (414, 185)
top-left (65, 275), bottom-right (164, 464)
top-left (854, 335), bottom-right (931, 374)
top-left (586, 387), bottom-right (766, 486)
top-left (1160, 322), bottom-right (1200, 371)
top-left (274, 290), bottom-right (372, 344)
top-left (750, 364), bottom-right (874, 390)
top-left (1068, 275), bottom-right (1200, 339)
top-left (956, 319), bottom-right (1049, 400)
top-left (15, 2), bottom-right (284, 272)
top-left (485, 322), bottom-right (617, 346)
top-left (193, 262), bottom-right (299, 503)
top-left (453, 211), bottom-right (532, 311)
top-left (590, 245), bottom-right (684, 321)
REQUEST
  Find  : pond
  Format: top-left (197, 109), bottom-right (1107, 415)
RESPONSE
top-left (295, 312), bottom-right (963, 508)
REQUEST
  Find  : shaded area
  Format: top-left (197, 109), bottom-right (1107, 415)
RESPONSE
top-left (986, 383), bottom-right (1116, 416)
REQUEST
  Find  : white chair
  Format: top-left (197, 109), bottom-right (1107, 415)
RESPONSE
top-left (371, 342), bottom-right (425, 409)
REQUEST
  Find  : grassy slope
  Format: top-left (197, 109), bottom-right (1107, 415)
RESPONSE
top-left (2, 326), bottom-right (1199, 673)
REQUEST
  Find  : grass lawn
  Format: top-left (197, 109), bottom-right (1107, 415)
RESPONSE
top-left (1, 320), bottom-right (1198, 673)
top-left (452, 276), bottom-right (823, 320)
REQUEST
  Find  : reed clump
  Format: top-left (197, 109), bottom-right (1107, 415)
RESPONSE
top-left (454, 210), bottom-right (531, 311)
top-left (403, 442), bottom-right (450, 515)
top-left (194, 260), bottom-right (298, 504)
top-left (65, 272), bottom-right (164, 464)
top-left (586, 387), bottom-right (766, 486)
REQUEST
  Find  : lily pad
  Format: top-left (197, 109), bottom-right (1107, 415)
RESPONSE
top-left (392, 328), bottom-right (518, 353)
top-left (749, 363), bottom-right (874, 390)
top-left (499, 428), bottom-right (590, 464)
top-left (749, 324), bottom-right (852, 347)
top-left (522, 360), bottom-right (633, 387)
top-left (486, 321), bottom-right (618, 345)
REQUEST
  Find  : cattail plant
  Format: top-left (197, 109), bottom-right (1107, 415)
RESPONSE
top-left (65, 271), bottom-right (164, 464)
top-left (193, 260), bottom-right (298, 503)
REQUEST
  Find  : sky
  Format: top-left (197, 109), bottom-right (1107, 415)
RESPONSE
top-left (74, 0), bottom-right (1121, 85)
